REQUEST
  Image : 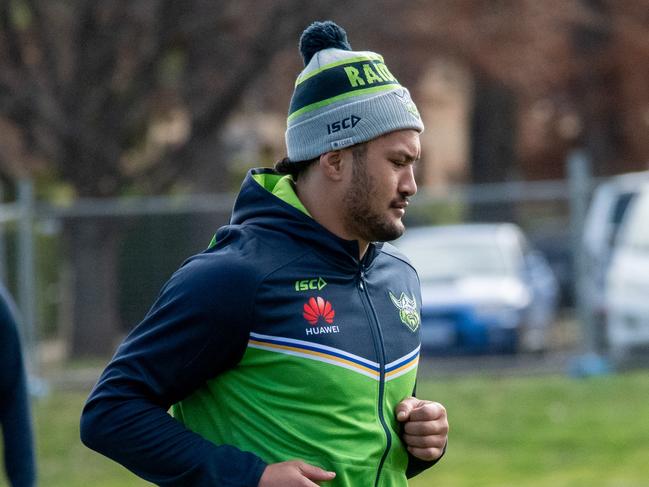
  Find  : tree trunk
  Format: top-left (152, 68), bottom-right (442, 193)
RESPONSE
top-left (469, 73), bottom-right (517, 222)
top-left (64, 219), bottom-right (123, 358)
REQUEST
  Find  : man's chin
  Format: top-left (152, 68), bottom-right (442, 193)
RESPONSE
top-left (375, 221), bottom-right (405, 242)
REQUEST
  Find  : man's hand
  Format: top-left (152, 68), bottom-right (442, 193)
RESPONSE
top-left (396, 397), bottom-right (448, 461)
top-left (259, 460), bottom-right (336, 486)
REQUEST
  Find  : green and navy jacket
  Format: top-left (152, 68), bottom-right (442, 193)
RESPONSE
top-left (81, 169), bottom-right (436, 486)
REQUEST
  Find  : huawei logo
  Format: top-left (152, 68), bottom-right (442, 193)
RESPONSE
top-left (303, 296), bottom-right (335, 325)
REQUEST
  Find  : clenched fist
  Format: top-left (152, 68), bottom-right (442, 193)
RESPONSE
top-left (396, 397), bottom-right (448, 461)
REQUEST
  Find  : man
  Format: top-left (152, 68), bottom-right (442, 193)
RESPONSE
top-left (0, 284), bottom-right (36, 487)
top-left (81, 20), bottom-right (448, 486)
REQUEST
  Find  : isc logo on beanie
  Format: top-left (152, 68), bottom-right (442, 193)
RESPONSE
top-left (326, 115), bottom-right (361, 135)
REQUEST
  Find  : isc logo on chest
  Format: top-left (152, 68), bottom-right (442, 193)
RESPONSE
top-left (295, 277), bottom-right (327, 291)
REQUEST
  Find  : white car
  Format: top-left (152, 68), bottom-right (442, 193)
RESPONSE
top-left (605, 182), bottom-right (649, 358)
top-left (582, 171), bottom-right (649, 349)
top-left (395, 223), bottom-right (558, 353)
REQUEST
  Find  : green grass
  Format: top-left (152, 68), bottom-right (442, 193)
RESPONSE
top-left (411, 371), bottom-right (649, 487)
top-left (12, 390), bottom-right (147, 487)
top-left (2, 371), bottom-right (649, 486)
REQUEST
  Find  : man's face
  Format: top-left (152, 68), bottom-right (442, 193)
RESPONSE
top-left (341, 129), bottom-right (420, 243)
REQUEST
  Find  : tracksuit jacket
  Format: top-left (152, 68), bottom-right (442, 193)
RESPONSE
top-left (81, 169), bottom-right (437, 486)
top-left (0, 284), bottom-right (36, 487)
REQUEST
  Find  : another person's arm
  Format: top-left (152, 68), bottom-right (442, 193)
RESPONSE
top-left (0, 288), bottom-right (36, 487)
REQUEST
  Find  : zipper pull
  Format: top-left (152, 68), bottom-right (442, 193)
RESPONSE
top-left (358, 269), bottom-right (366, 291)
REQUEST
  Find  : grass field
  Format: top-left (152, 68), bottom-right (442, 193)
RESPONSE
top-left (2, 370), bottom-right (649, 486)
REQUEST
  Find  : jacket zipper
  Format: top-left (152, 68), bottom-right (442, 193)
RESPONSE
top-left (358, 268), bottom-right (391, 487)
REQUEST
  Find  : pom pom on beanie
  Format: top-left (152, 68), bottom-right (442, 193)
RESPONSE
top-left (299, 21), bottom-right (352, 65)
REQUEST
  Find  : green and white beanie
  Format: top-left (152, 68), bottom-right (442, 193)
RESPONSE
top-left (285, 21), bottom-right (424, 162)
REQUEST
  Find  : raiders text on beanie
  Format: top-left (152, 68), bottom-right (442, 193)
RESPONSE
top-left (285, 21), bottom-right (424, 162)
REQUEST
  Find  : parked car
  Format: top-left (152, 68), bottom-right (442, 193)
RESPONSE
top-left (395, 223), bottom-right (559, 354)
top-left (582, 170), bottom-right (649, 350)
top-left (605, 182), bottom-right (649, 358)
top-left (528, 227), bottom-right (574, 308)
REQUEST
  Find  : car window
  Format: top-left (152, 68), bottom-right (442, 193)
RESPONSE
top-left (400, 238), bottom-right (517, 283)
top-left (612, 192), bottom-right (635, 224)
top-left (619, 192), bottom-right (649, 251)
top-left (609, 192), bottom-right (636, 247)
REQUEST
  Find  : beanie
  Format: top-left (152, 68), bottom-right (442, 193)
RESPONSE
top-left (285, 21), bottom-right (424, 162)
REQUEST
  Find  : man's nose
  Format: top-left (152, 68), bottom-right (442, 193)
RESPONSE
top-left (399, 166), bottom-right (417, 197)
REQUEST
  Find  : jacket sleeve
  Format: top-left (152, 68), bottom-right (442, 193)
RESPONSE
top-left (406, 449), bottom-right (445, 478)
top-left (80, 253), bottom-right (266, 486)
top-left (0, 289), bottom-right (36, 487)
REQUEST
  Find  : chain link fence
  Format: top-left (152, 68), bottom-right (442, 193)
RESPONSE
top-left (1, 154), bottom-right (601, 379)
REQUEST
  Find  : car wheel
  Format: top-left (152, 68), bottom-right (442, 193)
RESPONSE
top-left (519, 326), bottom-right (547, 354)
top-left (608, 345), bottom-right (630, 367)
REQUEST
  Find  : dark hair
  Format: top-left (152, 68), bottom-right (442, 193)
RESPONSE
top-left (275, 142), bottom-right (367, 180)
top-left (274, 157), bottom-right (318, 181)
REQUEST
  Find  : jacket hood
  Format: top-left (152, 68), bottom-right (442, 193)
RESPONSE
top-left (227, 168), bottom-right (381, 268)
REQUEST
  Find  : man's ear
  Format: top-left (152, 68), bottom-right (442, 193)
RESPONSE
top-left (319, 150), bottom-right (345, 181)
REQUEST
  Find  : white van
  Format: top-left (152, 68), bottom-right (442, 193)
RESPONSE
top-left (582, 171), bottom-right (649, 349)
top-left (605, 182), bottom-right (649, 357)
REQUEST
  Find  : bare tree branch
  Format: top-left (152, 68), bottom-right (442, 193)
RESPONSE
top-left (138, 0), bottom-right (340, 192)
top-left (0, 2), bottom-right (23, 68)
top-left (23, 0), bottom-right (62, 98)
top-left (116, 0), bottom-right (179, 128)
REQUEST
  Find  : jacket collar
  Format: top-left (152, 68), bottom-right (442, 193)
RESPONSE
top-left (230, 168), bottom-right (383, 269)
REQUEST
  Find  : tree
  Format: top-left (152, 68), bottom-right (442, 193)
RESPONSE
top-left (0, 0), bottom-right (339, 356)
top-left (354, 0), bottom-right (649, 179)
